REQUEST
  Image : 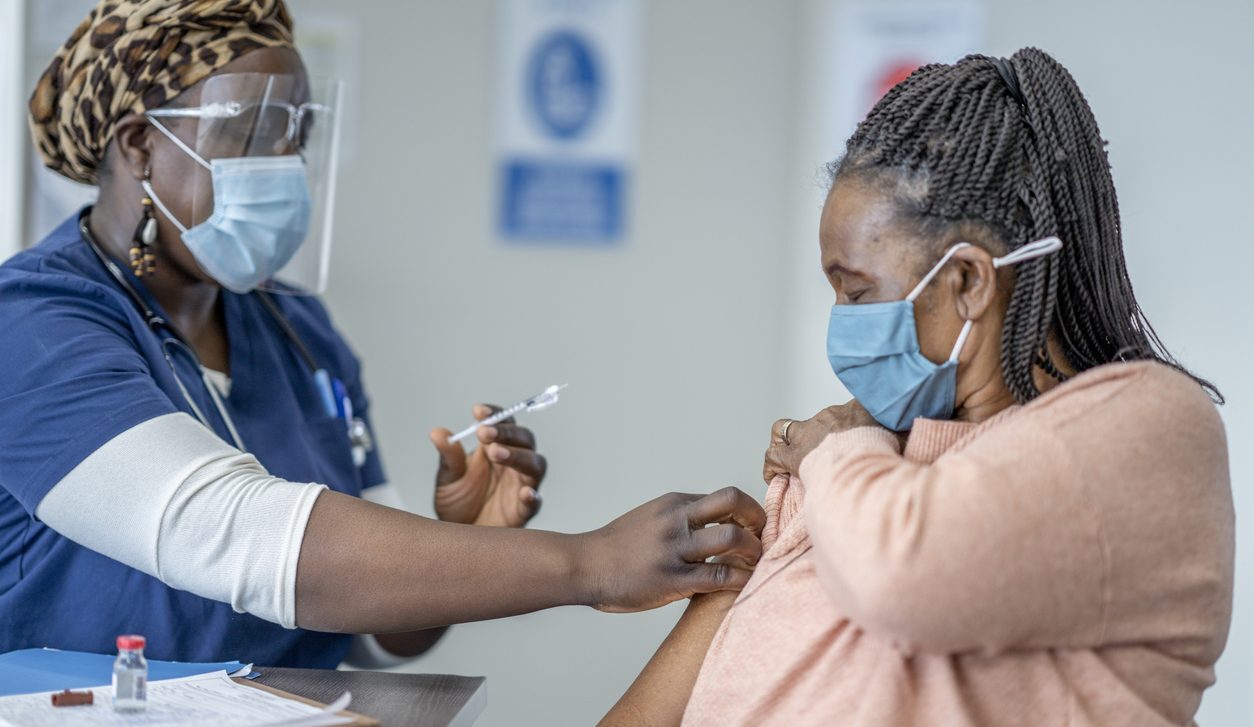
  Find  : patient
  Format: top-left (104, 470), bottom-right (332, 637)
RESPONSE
top-left (602, 48), bottom-right (1233, 726)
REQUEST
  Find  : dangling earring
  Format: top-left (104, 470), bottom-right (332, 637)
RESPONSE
top-left (130, 171), bottom-right (158, 277)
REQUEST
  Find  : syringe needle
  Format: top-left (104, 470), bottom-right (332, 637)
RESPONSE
top-left (447, 384), bottom-right (568, 444)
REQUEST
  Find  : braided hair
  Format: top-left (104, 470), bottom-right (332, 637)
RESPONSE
top-left (830, 47), bottom-right (1221, 404)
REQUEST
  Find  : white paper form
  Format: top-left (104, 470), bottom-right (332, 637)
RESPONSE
top-left (0, 671), bottom-right (352, 727)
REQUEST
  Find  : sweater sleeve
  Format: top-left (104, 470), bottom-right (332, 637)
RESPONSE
top-left (799, 363), bottom-right (1233, 659)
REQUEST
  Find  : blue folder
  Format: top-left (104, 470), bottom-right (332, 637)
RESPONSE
top-left (0, 648), bottom-right (248, 697)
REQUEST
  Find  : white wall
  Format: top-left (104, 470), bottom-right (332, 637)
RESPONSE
top-left (0, 0), bottom-right (25, 261)
top-left (785, 1), bottom-right (1254, 724)
top-left (19, 0), bottom-right (98, 246)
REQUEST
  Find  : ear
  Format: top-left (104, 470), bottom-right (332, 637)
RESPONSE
top-left (945, 245), bottom-right (1000, 322)
top-left (109, 114), bottom-right (152, 181)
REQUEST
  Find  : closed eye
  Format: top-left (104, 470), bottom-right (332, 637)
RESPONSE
top-left (843, 288), bottom-right (869, 304)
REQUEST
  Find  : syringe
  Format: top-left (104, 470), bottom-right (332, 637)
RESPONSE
top-left (448, 384), bottom-right (568, 444)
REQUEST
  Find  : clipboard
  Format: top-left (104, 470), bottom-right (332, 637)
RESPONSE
top-left (232, 677), bottom-right (380, 726)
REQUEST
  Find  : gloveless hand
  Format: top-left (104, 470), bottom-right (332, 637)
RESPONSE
top-left (762, 400), bottom-right (884, 483)
top-left (577, 487), bottom-right (767, 612)
top-left (430, 404), bottom-right (546, 528)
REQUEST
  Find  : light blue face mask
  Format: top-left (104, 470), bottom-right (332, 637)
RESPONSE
top-left (144, 119), bottom-right (311, 294)
top-left (826, 236), bottom-right (1063, 431)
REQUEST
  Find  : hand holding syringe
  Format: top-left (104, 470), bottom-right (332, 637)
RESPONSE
top-left (448, 384), bottom-right (568, 444)
top-left (430, 384), bottom-right (565, 529)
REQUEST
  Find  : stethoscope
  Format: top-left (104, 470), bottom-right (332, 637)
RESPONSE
top-left (79, 211), bottom-right (374, 465)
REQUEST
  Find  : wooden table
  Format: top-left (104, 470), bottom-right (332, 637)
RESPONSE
top-left (251, 668), bottom-right (486, 726)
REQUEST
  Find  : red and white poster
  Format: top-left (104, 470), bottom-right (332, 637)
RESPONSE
top-left (827, 0), bottom-right (985, 150)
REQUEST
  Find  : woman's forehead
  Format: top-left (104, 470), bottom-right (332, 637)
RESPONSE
top-left (820, 180), bottom-right (909, 266)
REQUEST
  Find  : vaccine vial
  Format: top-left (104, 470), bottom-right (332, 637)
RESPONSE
top-left (112, 634), bottom-right (148, 712)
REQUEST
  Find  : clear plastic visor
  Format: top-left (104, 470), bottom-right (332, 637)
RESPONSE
top-left (146, 73), bottom-right (343, 295)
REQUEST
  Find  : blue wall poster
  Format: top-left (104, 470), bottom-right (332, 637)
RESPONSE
top-left (496, 0), bottom-right (640, 244)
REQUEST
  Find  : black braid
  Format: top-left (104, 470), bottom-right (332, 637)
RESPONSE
top-left (828, 48), bottom-right (1222, 404)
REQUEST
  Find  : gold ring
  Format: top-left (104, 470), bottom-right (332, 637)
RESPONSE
top-left (779, 419), bottom-right (794, 445)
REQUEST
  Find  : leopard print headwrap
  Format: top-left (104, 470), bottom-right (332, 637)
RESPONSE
top-left (29, 0), bottom-right (294, 185)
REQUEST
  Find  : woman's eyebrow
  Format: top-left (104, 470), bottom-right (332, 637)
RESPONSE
top-left (823, 259), bottom-right (868, 279)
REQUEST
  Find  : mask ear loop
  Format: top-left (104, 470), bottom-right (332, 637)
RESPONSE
top-left (948, 236), bottom-right (1065, 364)
top-left (142, 117), bottom-right (214, 235)
top-left (948, 319), bottom-right (975, 363)
top-left (902, 241), bottom-right (976, 363)
top-left (906, 242), bottom-right (972, 302)
top-left (147, 117), bottom-right (213, 170)
top-left (991, 236), bottom-right (1063, 268)
top-left (141, 179), bottom-right (188, 235)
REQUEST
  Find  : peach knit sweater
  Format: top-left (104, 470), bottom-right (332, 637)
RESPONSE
top-left (683, 362), bottom-right (1233, 726)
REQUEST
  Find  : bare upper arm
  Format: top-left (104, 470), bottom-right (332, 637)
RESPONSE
top-left (601, 591), bottom-right (738, 726)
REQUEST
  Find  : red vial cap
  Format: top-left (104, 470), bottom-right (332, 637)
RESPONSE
top-left (116, 635), bottom-right (145, 650)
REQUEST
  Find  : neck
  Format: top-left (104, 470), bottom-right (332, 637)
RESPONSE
top-left (952, 330), bottom-right (1075, 423)
top-left (89, 192), bottom-right (221, 340)
top-left (952, 327), bottom-right (1018, 424)
top-left (954, 375), bottom-right (1017, 424)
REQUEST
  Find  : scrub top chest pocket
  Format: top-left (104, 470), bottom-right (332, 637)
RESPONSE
top-left (301, 366), bottom-right (375, 492)
top-left (306, 412), bottom-right (363, 494)
top-left (247, 294), bottom-right (382, 497)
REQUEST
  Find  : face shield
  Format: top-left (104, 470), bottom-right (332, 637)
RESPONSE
top-left (146, 73), bottom-right (343, 295)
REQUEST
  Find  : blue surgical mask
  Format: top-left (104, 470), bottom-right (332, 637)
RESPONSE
top-left (144, 119), bottom-right (311, 294)
top-left (826, 236), bottom-right (1063, 431)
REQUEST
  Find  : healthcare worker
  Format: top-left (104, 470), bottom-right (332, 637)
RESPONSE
top-left (0, 0), bottom-right (766, 668)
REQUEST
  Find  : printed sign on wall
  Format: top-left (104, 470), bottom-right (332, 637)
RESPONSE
top-left (496, 0), bottom-right (640, 244)
top-left (828, 0), bottom-right (985, 149)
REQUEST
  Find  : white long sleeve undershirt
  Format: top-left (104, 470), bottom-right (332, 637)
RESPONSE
top-left (37, 412), bottom-right (422, 666)
top-left (36, 412), bottom-right (325, 629)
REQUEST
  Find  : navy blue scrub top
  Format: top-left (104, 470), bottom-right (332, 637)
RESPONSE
top-left (0, 211), bottom-right (387, 667)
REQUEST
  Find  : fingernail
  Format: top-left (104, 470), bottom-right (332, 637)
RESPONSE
top-left (491, 445), bottom-right (509, 462)
top-left (522, 487), bottom-right (536, 502)
top-left (480, 426), bottom-right (498, 441)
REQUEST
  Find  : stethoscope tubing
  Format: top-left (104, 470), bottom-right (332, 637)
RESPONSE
top-left (80, 211), bottom-right (317, 453)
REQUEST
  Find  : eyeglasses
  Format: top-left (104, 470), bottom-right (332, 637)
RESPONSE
top-left (147, 100), bottom-right (330, 155)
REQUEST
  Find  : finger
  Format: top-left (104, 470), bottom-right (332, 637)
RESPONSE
top-left (684, 562), bottom-right (754, 595)
top-left (429, 428), bottom-right (468, 487)
top-left (682, 523), bottom-right (762, 566)
top-left (477, 422), bottom-right (536, 450)
top-left (687, 486), bottom-right (767, 536)
top-left (473, 403), bottom-right (515, 425)
top-left (486, 444), bottom-right (547, 483)
top-left (762, 444), bottom-right (786, 484)
top-left (516, 486), bottom-right (542, 523)
top-left (771, 418), bottom-right (794, 444)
